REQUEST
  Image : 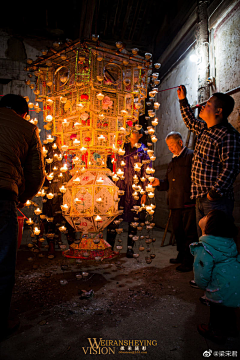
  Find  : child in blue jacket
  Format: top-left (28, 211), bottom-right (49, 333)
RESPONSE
top-left (190, 209), bottom-right (240, 344)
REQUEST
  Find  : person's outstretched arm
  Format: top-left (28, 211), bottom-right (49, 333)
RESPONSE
top-left (177, 85), bottom-right (206, 136)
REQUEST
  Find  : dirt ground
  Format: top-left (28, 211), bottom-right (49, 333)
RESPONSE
top-left (0, 227), bottom-right (240, 360)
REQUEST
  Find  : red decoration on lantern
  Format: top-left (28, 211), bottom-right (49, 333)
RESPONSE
top-left (127, 120), bottom-right (133, 127)
top-left (70, 134), bottom-right (77, 140)
top-left (84, 137), bottom-right (91, 142)
top-left (117, 140), bottom-right (122, 145)
top-left (81, 94), bottom-right (89, 100)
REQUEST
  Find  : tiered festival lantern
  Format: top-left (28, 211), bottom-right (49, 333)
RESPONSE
top-left (25, 38), bottom-right (153, 259)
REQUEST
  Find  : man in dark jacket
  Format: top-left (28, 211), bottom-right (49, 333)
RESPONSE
top-left (152, 131), bottom-right (198, 272)
top-left (0, 94), bottom-right (45, 341)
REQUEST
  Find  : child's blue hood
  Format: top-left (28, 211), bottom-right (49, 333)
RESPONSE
top-left (197, 235), bottom-right (240, 262)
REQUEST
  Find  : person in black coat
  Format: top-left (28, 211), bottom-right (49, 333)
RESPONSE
top-left (152, 131), bottom-right (198, 272)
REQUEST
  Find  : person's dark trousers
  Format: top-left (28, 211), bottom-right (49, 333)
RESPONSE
top-left (106, 222), bottom-right (137, 249)
top-left (127, 224), bottom-right (137, 248)
top-left (0, 200), bottom-right (18, 337)
top-left (209, 303), bottom-right (238, 336)
top-left (196, 196), bottom-right (234, 237)
top-left (106, 221), bottom-right (118, 248)
top-left (171, 206), bottom-right (198, 267)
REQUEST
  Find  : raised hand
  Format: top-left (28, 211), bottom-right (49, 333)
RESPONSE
top-left (177, 85), bottom-right (186, 100)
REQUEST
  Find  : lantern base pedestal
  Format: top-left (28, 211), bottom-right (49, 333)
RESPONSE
top-left (63, 237), bottom-right (119, 260)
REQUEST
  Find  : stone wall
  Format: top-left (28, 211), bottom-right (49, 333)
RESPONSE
top-left (154, 50), bottom-right (198, 229)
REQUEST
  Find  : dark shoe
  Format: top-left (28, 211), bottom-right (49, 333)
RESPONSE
top-left (197, 324), bottom-right (226, 344)
top-left (0, 319), bottom-right (20, 342)
top-left (199, 295), bottom-right (210, 306)
top-left (126, 248), bottom-right (134, 258)
top-left (169, 258), bottom-right (182, 264)
top-left (189, 280), bottom-right (199, 289)
top-left (176, 264), bottom-right (193, 272)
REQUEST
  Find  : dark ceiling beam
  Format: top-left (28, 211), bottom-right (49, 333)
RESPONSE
top-left (93, 0), bottom-right (101, 34)
top-left (120, 0), bottom-right (134, 40)
top-left (79, 0), bottom-right (96, 40)
top-left (112, 0), bottom-right (122, 37)
top-left (128, 0), bottom-right (143, 41)
top-left (79, 1), bottom-right (87, 40)
top-left (136, 2), bottom-right (150, 43)
top-left (103, 0), bottom-right (113, 37)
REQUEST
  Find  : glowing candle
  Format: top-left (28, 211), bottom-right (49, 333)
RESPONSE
top-left (34, 208), bottom-right (42, 215)
top-left (59, 185), bottom-right (66, 193)
top-left (96, 177), bottom-right (104, 184)
top-left (152, 118), bottom-right (158, 126)
top-left (26, 218), bottom-right (33, 225)
top-left (46, 172), bottom-right (54, 180)
top-left (60, 164), bottom-right (68, 172)
top-left (96, 92), bottom-right (104, 100)
top-left (47, 193), bottom-right (54, 199)
top-left (73, 177), bottom-right (81, 184)
top-left (59, 225), bottom-right (67, 232)
top-left (73, 138), bottom-right (80, 146)
top-left (34, 227), bottom-right (40, 235)
top-left (47, 135), bottom-right (54, 143)
top-left (95, 215), bottom-right (102, 222)
top-left (61, 145), bottom-right (68, 152)
top-left (151, 135), bottom-right (158, 143)
top-left (46, 158), bottom-right (53, 164)
top-left (45, 115), bottom-right (53, 122)
top-left (25, 200), bottom-right (31, 207)
top-left (42, 147), bottom-right (48, 157)
top-left (61, 204), bottom-right (69, 211)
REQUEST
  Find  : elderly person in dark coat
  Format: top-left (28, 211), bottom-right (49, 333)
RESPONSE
top-left (152, 131), bottom-right (198, 272)
top-left (107, 129), bottom-right (150, 257)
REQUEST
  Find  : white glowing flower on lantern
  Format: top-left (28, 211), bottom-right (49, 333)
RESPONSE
top-left (62, 119), bottom-right (69, 126)
top-left (73, 138), bottom-right (81, 146)
top-left (45, 115), bottom-right (53, 122)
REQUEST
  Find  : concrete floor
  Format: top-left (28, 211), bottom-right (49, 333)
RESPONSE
top-left (0, 224), bottom-right (240, 360)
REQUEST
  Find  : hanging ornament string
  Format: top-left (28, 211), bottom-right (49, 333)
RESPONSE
top-left (157, 84), bottom-right (189, 92)
top-left (17, 208), bottom-right (29, 220)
